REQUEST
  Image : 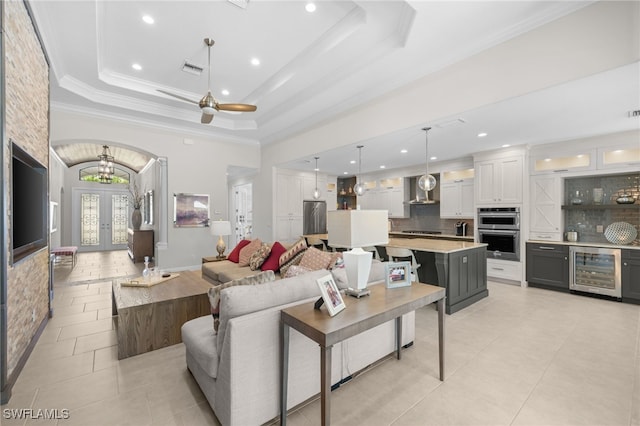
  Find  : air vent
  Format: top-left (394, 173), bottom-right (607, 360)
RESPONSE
top-left (435, 118), bottom-right (466, 128)
top-left (629, 110), bottom-right (640, 118)
top-left (182, 61), bottom-right (203, 76)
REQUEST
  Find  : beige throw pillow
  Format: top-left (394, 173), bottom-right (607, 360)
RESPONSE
top-left (249, 243), bottom-right (271, 271)
top-left (299, 246), bottom-right (333, 271)
top-left (238, 239), bottom-right (262, 267)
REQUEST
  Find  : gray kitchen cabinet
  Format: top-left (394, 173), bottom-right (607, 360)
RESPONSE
top-left (622, 249), bottom-right (640, 304)
top-left (526, 242), bottom-right (569, 290)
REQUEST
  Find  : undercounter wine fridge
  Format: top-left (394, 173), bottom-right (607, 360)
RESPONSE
top-left (569, 246), bottom-right (621, 298)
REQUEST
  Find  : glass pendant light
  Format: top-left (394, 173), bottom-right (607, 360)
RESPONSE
top-left (353, 145), bottom-right (366, 196)
top-left (312, 156), bottom-right (321, 200)
top-left (418, 127), bottom-right (437, 192)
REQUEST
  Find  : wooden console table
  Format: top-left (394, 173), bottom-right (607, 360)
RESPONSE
top-left (112, 270), bottom-right (211, 359)
top-left (280, 282), bottom-right (446, 426)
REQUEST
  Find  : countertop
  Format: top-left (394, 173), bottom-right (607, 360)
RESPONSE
top-left (528, 240), bottom-right (640, 251)
top-left (388, 231), bottom-right (474, 241)
top-left (386, 237), bottom-right (487, 254)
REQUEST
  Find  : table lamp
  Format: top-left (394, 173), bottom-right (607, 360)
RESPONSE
top-left (211, 220), bottom-right (232, 259)
top-left (328, 210), bottom-right (389, 297)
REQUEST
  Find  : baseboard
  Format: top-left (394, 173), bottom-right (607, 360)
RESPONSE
top-left (1, 314), bottom-right (49, 404)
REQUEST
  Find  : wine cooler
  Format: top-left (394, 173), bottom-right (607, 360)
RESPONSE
top-left (569, 246), bottom-right (621, 298)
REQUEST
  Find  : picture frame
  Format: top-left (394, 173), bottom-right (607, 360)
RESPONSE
top-left (316, 273), bottom-right (346, 316)
top-left (385, 261), bottom-right (412, 288)
top-left (173, 193), bottom-right (210, 227)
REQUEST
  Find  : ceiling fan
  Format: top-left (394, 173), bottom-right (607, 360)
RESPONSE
top-left (158, 38), bottom-right (257, 124)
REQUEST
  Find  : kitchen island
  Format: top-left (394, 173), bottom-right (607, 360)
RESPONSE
top-left (384, 238), bottom-right (488, 314)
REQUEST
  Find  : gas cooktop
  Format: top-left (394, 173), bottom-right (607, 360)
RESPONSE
top-left (400, 230), bottom-right (442, 235)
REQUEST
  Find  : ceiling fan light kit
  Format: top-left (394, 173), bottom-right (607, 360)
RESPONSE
top-left (159, 37), bottom-right (256, 124)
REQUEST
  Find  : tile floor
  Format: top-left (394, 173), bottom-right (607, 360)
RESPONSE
top-left (2, 251), bottom-right (639, 425)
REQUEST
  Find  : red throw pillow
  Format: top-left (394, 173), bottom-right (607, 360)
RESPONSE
top-left (227, 239), bottom-right (251, 263)
top-left (261, 242), bottom-right (287, 272)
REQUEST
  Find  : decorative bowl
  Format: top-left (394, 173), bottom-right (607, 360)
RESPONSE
top-left (616, 194), bottom-right (636, 204)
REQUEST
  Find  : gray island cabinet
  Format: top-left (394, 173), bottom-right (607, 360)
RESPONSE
top-left (526, 242), bottom-right (569, 291)
top-left (384, 238), bottom-right (488, 314)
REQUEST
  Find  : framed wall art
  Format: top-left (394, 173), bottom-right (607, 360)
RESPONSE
top-left (173, 193), bottom-right (210, 227)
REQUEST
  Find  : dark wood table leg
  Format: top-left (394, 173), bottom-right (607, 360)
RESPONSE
top-left (437, 296), bottom-right (445, 381)
top-left (320, 345), bottom-right (332, 426)
top-left (395, 316), bottom-right (402, 360)
top-left (280, 322), bottom-right (290, 426)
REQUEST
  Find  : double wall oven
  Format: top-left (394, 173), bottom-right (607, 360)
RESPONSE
top-left (477, 207), bottom-right (520, 261)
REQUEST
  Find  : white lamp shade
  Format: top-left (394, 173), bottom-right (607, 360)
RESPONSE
top-left (211, 220), bottom-right (231, 236)
top-left (327, 210), bottom-right (389, 249)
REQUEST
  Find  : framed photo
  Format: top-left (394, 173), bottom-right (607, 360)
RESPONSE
top-left (316, 273), bottom-right (346, 316)
top-left (385, 261), bottom-right (411, 288)
top-left (174, 193), bottom-right (210, 227)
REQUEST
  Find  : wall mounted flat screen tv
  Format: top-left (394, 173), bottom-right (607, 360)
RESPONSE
top-left (11, 141), bottom-right (48, 263)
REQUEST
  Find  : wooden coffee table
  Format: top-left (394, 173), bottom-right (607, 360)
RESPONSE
top-left (112, 270), bottom-right (212, 359)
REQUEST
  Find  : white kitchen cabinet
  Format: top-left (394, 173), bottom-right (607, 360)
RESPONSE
top-left (326, 178), bottom-right (337, 211)
top-left (302, 175), bottom-right (326, 201)
top-left (530, 150), bottom-right (594, 174)
top-left (276, 173), bottom-right (303, 216)
top-left (486, 259), bottom-right (523, 282)
top-left (475, 156), bottom-right (522, 204)
top-left (597, 145), bottom-right (640, 169)
top-left (275, 216), bottom-right (303, 244)
top-left (440, 180), bottom-right (474, 218)
top-left (529, 175), bottom-right (562, 241)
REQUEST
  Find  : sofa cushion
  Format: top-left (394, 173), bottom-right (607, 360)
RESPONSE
top-left (208, 270), bottom-right (276, 332)
top-left (217, 265), bottom-right (261, 285)
top-left (249, 243), bottom-right (271, 271)
top-left (181, 316), bottom-right (220, 378)
top-left (216, 269), bottom-right (329, 357)
top-left (299, 247), bottom-right (333, 271)
top-left (260, 241), bottom-right (287, 272)
top-left (278, 237), bottom-right (307, 267)
top-left (238, 239), bottom-right (262, 267)
top-left (227, 239), bottom-right (251, 263)
top-left (202, 259), bottom-right (238, 282)
top-left (279, 250), bottom-right (306, 277)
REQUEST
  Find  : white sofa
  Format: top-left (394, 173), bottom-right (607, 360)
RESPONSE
top-left (181, 266), bottom-right (416, 426)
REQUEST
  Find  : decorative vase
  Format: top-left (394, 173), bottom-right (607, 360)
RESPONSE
top-left (131, 208), bottom-right (142, 230)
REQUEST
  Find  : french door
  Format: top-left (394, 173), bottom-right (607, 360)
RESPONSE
top-left (230, 183), bottom-right (252, 248)
top-left (72, 188), bottom-right (129, 252)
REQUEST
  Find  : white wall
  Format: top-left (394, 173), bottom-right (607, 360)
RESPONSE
top-left (253, 1), bottom-right (639, 240)
top-left (48, 148), bottom-right (66, 249)
top-left (50, 109), bottom-right (261, 270)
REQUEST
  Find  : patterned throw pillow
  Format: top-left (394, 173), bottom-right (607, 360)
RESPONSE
top-left (249, 243), bottom-right (271, 271)
top-left (278, 238), bottom-right (307, 267)
top-left (299, 247), bottom-right (333, 271)
top-left (227, 239), bottom-right (251, 263)
top-left (208, 270), bottom-right (276, 332)
top-left (238, 239), bottom-right (262, 267)
top-left (279, 250), bottom-right (306, 277)
top-left (261, 241), bottom-right (287, 272)
top-left (283, 264), bottom-right (312, 278)
top-left (328, 251), bottom-right (343, 269)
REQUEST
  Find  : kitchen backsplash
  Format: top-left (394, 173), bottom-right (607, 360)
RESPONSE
top-left (565, 173), bottom-right (640, 245)
top-left (390, 203), bottom-right (474, 236)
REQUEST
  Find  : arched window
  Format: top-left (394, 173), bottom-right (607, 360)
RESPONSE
top-left (79, 166), bottom-right (131, 184)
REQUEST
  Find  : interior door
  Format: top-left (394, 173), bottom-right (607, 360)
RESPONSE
top-left (72, 188), bottom-right (129, 252)
top-left (231, 183), bottom-right (252, 247)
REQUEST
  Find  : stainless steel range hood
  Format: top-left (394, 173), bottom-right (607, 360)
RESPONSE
top-left (405, 174), bottom-right (440, 204)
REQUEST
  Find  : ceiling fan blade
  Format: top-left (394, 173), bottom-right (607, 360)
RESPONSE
top-left (216, 103), bottom-right (257, 112)
top-left (201, 112), bottom-right (214, 124)
top-left (157, 89), bottom-right (199, 105)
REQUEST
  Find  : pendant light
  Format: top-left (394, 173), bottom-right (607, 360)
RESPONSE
top-left (97, 145), bottom-right (115, 184)
top-left (418, 127), bottom-right (436, 192)
top-left (312, 156), bottom-right (321, 200)
top-left (353, 145), bottom-right (366, 196)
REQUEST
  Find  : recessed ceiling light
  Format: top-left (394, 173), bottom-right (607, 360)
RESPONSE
top-left (577, 154), bottom-right (584, 158)
top-left (502, 144), bottom-right (510, 148)
top-left (221, 89), bottom-right (230, 96)
top-left (430, 156), bottom-right (437, 161)
top-left (305, 2), bottom-right (316, 12)
top-left (343, 171), bottom-right (348, 175)
top-left (380, 165), bottom-right (386, 169)
top-left (350, 160), bottom-right (356, 164)
top-left (142, 15), bottom-right (154, 24)
top-left (400, 149), bottom-right (408, 154)
top-left (132, 63), bottom-right (142, 71)
top-left (314, 168), bottom-right (319, 172)
top-left (544, 158), bottom-right (551, 162)
top-left (477, 132), bottom-right (488, 138)
top-left (250, 58), bottom-right (260, 66)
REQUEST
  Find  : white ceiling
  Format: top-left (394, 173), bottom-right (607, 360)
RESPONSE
top-left (29, 1), bottom-right (638, 175)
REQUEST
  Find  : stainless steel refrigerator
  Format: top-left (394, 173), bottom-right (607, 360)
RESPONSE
top-left (303, 200), bottom-right (327, 235)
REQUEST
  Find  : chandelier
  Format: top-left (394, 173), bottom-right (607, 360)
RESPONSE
top-left (97, 145), bottom-right (115, 184)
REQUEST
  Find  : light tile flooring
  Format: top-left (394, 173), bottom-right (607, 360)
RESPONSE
top-left (2, 251), bottom-right (639, 425)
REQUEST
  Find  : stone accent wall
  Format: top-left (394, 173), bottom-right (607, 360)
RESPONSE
top-left (3, 0), bottom-right (50, 377)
